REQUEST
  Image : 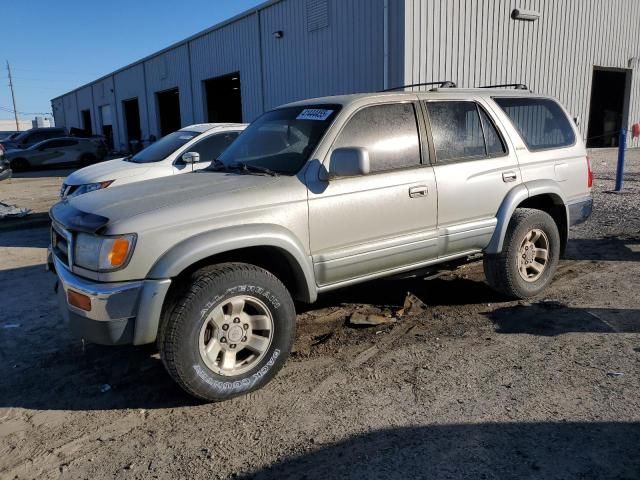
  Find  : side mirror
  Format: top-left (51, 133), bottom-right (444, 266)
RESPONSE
top-left (328, 147), bottom-right (370, 178)
top-left (182, 151), bottom-right (200, 164)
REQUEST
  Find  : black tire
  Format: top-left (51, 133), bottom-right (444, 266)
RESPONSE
top-left (80, 153), bottom-right (97, 166)
top-left (484, 208), bottom-right (560, 299)
top-left (10, 158), bottom-right (29, 172)
top-left (158, 263), bottom-right (296, 402)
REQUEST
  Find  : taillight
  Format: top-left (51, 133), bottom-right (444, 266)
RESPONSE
top-left (586, 156), bottom-right (593, 188)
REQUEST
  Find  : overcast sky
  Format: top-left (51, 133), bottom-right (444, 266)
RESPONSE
top-left (1, 0), bottom-right (263, 121)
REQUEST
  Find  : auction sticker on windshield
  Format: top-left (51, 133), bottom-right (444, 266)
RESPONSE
top-left (296, 109), bottom-right (334, 121)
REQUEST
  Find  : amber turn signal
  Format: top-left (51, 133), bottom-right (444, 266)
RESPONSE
top-left (67, 290), bottom-right (92, 311)
top-left (108, 238), bottom-right (131, 267)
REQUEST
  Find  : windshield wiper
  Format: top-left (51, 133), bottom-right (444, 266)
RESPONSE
top-left (231, 162), bottom-right (279, 177)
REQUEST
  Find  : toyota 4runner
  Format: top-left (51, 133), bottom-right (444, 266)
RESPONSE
top-left (49, 87), bottom-right (593, 401)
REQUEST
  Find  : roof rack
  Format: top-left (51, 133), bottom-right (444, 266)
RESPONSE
top-left (479, 83), bottom-right (530, 91)
top-left (382, 81), bottom-right (457, 92)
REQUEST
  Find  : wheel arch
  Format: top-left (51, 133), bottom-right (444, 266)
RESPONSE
top-left (486, 180), bottom-right (569, 255)
top-left (148, 224), bottom-right (317, 304)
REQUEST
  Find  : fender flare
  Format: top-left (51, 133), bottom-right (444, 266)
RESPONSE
top-left (147, 224), bottom-right (318, 303)
top-left (485, 180), bottom-right (569, 254)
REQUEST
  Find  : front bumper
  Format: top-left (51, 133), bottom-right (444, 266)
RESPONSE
top-left (0, 168), bottom-right (11, 181)
top-left (568, 196), bottom-right (593, 226)
top-left (52, 255), bottom-right (171, 346)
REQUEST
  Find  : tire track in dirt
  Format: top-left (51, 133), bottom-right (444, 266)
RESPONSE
top-left (2, 413), bottom-right (144, 479)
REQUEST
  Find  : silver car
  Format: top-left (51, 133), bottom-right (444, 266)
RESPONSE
top-left (50, 87), bottom-right (592, 401)
top-left (5, 137), bottom-right (105, 171)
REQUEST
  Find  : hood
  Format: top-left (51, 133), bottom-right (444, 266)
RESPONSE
top-left (65, 158), bottom-right (152, 185)
top-left (55, 170), bottom-right (280, 230)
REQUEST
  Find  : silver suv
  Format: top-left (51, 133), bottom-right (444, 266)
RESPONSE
top-left (49, 87), bottom-right (593, 401)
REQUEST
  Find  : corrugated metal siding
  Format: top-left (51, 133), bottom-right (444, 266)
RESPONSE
top-left (62, 94), bottom-right (79, 129)
top-left (189, 14), bottom-right (263, 122)
top-left (144, 44), bottom-right (193, 137)
top-left (402, 0), bottom-right (640, 144)
top-left (114, 64), bottom-right (149, 147)
top-left (52, 98), bottom-right (65, 129)
top-left (91, 76), bottom-right (120, 148)
top-left (260, 0), bottom-right (386, 110)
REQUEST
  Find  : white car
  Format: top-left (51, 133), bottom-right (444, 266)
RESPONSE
top-left (61, 123), bottom-right (246, 198)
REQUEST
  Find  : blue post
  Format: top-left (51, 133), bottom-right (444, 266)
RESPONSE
top-left (615, 128), bottom-right (627, 192)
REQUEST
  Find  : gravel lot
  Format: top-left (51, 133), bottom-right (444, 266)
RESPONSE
top-left (0, 150), bottom-right (639, 479)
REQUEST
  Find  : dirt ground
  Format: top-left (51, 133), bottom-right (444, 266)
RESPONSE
top-left (0, 150), bottom-right (639, 479)
top-left (1, 169), bottom-right (72, 217)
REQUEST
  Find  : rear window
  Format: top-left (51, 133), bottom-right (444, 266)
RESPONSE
top-left (493, 97), bottom-right (575, 151)
top-left (425, 101), bottom-right (506, 163)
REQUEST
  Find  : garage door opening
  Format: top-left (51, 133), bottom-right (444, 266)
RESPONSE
top-left (81, 109), bottom-right (92, 135)
top-left (156, 88), bottom-right (181, 137)
top-left (586, 68), bottom-right (632, 148)
top-left (204, 73), bottom-right (242, 123)
top-left (123, 98), bottom-right (142, 151)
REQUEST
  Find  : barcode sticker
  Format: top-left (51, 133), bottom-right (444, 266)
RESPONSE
top-left (296, 109), bottom-right (334, 121)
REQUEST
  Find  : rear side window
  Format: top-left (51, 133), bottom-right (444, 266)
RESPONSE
top-left (187, 132), bottom-right (240, 163)
top-left (334, 103), bottom-right (421, 173)
top-left (425, 101), bottom-right (506, 162)
top-left (493, 97), bottom-right (575, 151)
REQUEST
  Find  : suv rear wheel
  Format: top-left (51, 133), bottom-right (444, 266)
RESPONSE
top-left (484, 208), bottom-right (560, 299)
top-left (158, 263), bottom-right (296, 402)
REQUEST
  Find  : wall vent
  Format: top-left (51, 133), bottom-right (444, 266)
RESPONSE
top-left (307, 0), bottom-right (329, 32)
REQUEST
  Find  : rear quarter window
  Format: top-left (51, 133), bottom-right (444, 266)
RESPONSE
top-left (493, 97), bottom-right (576, 151)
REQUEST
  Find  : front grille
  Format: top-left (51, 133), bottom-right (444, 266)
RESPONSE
top-left (51, 222), bottom-right (72, 268)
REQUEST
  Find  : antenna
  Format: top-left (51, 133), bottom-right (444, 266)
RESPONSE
top-left (6, 61), bottom-right (20, 131)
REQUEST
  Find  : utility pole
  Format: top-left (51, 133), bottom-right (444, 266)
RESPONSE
top-left (6, 61), bottom-right (20, 131)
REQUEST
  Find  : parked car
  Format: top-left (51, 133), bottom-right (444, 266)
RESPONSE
top-left (0, 127), bottom-right (67, 150)
top-left (0, 145), bottom-right (10, 181)
top-left (1, 132), bottom-right (20, 142)
top-left (60, 123), bottom-right (246, 198)
top-left (49, 87), bottom-right (592, 402)
top-left (5, 137), bottom-right (104, 171)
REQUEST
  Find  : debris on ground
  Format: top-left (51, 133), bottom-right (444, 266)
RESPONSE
top-left (396, 292), bottom-right (427, 317)
top-left (0, 202), bottom-right (32, 219)
top-left (311, 332), bottom-right (334, 346)
top-left (607, 371), bottom-right (625, 377)
top-left (348, 312), bottom-right (395, 327)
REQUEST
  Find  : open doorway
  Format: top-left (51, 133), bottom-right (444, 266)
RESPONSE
top-left (123, 98), bottom-right (142, 152)
top-left (586, 68), bottom-right (632, 148)
top-left (204, 72), bottom-right (242, 123)
top-left (81, 109), bottom-right (92, 135)
top-left (156, 88), bottom-right (181, 137)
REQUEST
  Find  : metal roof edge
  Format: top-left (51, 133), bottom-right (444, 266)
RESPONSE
top-left (51, 0), bottom-right (284, 102)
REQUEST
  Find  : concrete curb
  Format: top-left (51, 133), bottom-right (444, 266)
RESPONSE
top-left (0, 213), bottom-right (51, 232)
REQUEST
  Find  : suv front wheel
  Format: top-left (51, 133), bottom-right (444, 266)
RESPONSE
top-left (158, 263), bottom-right (296, 401)
top-left (484, 208), bottom-right (560, 299)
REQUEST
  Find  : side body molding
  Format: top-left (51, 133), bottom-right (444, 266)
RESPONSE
top-left (485, 180), bottom-right (568, 254)
top-left (147, 224), bottom-right (318, 303)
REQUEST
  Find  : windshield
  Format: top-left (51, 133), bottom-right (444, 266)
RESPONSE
top-left (129, 130), bottom-right (199, 163)
top-left (215, 105), bottom-right (341, 175)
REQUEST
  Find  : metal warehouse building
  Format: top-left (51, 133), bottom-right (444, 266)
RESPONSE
top-left (52, 0), bottom-right (640, 151)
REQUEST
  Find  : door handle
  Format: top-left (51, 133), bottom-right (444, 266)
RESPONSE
top-left (502, 171), bottom-right (517, 183)
top-left (409, 185), bottom-right (429, 198)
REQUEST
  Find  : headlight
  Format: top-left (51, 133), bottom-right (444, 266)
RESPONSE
top-left (67, 180), bottom-right (114, 198)
top-left (74, 233), bottom-right (136, 272)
